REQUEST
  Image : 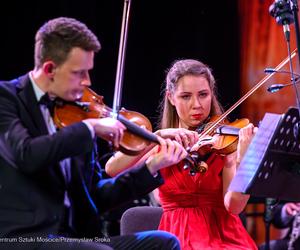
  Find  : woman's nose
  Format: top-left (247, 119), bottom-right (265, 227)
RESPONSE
top-left (192, 96), bottom-right (202, 108)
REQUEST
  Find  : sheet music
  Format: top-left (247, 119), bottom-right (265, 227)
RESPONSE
top-left (229, 107), bottom-right (300, 201)
top-left (229, 113), bottom-right (282, 193)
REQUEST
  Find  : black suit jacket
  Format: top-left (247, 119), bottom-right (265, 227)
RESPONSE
top-left (0, 74), bottom-right (162, 241)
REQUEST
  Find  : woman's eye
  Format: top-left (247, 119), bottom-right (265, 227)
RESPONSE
top-left (181, 95), bottom-right (190, 100)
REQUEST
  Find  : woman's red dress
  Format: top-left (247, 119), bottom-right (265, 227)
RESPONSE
top-left (158, 153), bottom-right (257, 250)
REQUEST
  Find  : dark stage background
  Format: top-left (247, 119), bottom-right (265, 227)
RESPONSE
top-left (0, 0), bottom-right (243, 236)
top-left (0, 0), bottom-right (240, 129)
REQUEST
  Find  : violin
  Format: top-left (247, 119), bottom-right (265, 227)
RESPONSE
top-left (53, 87), bottom-right (159, 155)
top-left (183, 49), bottom-right (298, 175)
top-left (199, 116), bottom-right (249, 154)
top-left (183, 116), bottom-right (250, 175)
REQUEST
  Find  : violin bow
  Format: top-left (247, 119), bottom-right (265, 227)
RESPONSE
top-left (112, 0), bottom-right (132, 117)
top-left (198, 48), bottom-right (298, 141)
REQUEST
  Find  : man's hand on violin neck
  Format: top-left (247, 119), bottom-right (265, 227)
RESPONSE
top-left (145, 137), bottom-right (188, 175)
top-left (84, 117), bottom-right (126, 148)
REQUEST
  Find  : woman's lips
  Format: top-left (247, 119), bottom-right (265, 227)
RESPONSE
top-left (191, 114), bottom-right (202, 120)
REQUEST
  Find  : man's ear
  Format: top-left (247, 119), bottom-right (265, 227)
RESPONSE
top-left (167, 91), bottom-right (175, 106)
top-left (43, 61), bottom-right (56, 78)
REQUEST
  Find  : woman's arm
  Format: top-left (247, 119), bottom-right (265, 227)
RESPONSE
top-left (223, 151), bottom-right (250, 214)
top-left (105, 143), bottom-right (156, 177)
top-left (223, 123), bottom-right (257, 214)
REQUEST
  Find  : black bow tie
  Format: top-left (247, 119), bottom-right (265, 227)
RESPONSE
top-left (39, 93), bottom-right (56, 116)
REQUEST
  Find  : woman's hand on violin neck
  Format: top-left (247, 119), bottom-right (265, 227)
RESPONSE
top-left (155, 128), bottom-right (199, 149)
top-left (189, 134), bottom-right (219, 152)
top-left (236, 123), bottom-right (258, 164)
top-left (145, 137), bottom-right (188, 175)
top-left (84, 117), bottom-right (126, 148)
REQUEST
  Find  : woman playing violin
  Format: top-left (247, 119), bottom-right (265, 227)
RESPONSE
top-left (106, 59), bottom-right (258, 249)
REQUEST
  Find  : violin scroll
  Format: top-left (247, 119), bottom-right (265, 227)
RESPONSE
top-left (183, 151), bottom-right (208, 176)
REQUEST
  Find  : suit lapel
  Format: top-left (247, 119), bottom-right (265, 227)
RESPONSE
top-left (15, 75), bottom-right (66, 187)
top-left (16, 74), bottom-right (49, 135)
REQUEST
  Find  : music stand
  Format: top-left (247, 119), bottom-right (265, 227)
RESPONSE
top-left (229, 107), bottom-right (300, 201)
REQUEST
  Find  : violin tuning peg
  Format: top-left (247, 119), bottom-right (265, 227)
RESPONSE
top-left (182, 156), bottom-right (193, 170)
top-left (189, 170), bottom-right (196, 176)
top-left (197, 161), bottom-right (208, 174)
top-left (183, 164), bottom-right (189, 170)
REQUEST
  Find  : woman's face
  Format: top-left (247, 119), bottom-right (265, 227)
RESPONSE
top-left (168, 75), bottom-right (212, 129)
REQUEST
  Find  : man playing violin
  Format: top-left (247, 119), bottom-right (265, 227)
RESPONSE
top-left (106, 59), bottom-right (258, 249)
top-left (0, 17), bottom-right (187, 250)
